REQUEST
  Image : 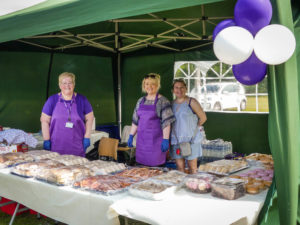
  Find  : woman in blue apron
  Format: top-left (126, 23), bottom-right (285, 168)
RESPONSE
top-left (40, 72), bottom-right (94, 156)
top-left (170, 79), bottom-right (207, 174)
top-left (127, 73), bottom-right (175, 166)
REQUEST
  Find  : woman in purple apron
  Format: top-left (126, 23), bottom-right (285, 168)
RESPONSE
top-left (127, 73), bottom-right (175, 166)
top-left (40, 72), bottom-right (94, 157)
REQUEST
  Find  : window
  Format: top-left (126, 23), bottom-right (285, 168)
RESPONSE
top-left (174, 61), bottom-right (269, 113)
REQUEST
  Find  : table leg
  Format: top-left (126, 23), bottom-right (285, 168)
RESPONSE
top-left (0, 200), bottom-right (15, 207)
top-left (9, 203), bottom-right (20, 225)
top-left (124, 217), bottom-right (129, 225)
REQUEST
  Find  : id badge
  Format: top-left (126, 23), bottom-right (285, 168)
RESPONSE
top-left (65, 122), bottom-right (74, 128)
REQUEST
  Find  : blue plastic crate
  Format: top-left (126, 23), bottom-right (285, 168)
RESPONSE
top-left (96, 125), bottom-right (120, 139)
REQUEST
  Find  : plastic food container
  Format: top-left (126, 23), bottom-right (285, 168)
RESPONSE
top-left (152, 170), bottom-right (187, 185)
top-left (183, 173), bottom-right (216, 194)
top-left (129, 179), bottom-right (175, 200)
top-left (211, 177), bottom-right (245, 200)
top-left (74, 175), bottom-right (136, 195)
top-left (198, 159), bottom-right (249, 175)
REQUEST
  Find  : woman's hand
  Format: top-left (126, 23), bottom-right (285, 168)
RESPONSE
top-left (127, 124), bottom-right (138, 147)
top-left (127, 134), bottom-right (134, 147)
top-left (83, 138), bottom-right (91, 152)
top-left (161, 139), bottom-right (169, 152)
top-left (43, 140), bottom-right (51, 150)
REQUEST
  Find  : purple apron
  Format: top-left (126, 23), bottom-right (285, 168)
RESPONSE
top-left (50, 94), bottom-right (85, 157)
top-left (136, 94), bottom-right (166, 166)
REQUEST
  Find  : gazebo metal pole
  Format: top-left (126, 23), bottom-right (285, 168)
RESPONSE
top-left (182, 42), bottom-right (212, 51)
top-left (121, 44), bottom-right (148, 53)
top-left (110, 18), bottom-right (198, 22)
top-left (54, 43), bottom-right (84, 50)
top-left (120, 19), bottom-right (199, 51)
top-left (158, 35), bottom-right (202, 40)
top-left (148, 13), bottom-right (201, 38)
top-left (110, 17), bottom-right (232, 23)
top-left (151, 43), bottom-right (180, 51)
top-left (201, 5), bottom-right (206, 37)
top-left (120, 33), bottom-right (172, 45)
top-left (121, 33), bottom-right (202, 40)
top-left (60, 30), bottom-right (115, 52)
top-left (17, 40), bottom-right (52, 50)
top-left (115, 22), bottom-right (122, 138)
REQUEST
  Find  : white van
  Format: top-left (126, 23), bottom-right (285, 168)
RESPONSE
top-left (190, 82), bottom-right (247, 111)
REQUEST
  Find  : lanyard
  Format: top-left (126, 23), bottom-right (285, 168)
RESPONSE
top-left (60, 94), bottom-right (75, 121)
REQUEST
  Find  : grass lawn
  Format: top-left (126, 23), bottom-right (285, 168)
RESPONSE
top-left (0, 208), bottom-right (148, 225)
top-left (0, 210), bottom-right (63, 225)
top-left (245, 96), bottom-right (269, 112)
top-left (224, 96), bottom-right (269, 112)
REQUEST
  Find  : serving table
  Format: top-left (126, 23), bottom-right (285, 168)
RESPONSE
top-left (0, 168), bottom-right (124, 225)
top-left (0, 168), bottom-right (268, 225)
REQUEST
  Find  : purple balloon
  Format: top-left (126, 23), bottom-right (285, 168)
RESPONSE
top-left (212, 19), bottom-right (236, 40)
top-left (233, 53), bottom-right (267, 85)
top-left (234, 0), bottom-right (272, 36)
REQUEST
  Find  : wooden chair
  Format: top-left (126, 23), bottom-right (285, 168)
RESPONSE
top-left (98, 137), bottom-right (119, 161)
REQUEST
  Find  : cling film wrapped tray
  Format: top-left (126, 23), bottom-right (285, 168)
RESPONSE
top-left (198, 159), bottom-right (249, 176)
top-left (128, 179), bottom-right (176, 200)
top-left (36, 165), bottom-right (93, 186)
top-left (151, 170), bottom-right (187, 185)
top-left (83, 160), bottom-right (126, 175)
top-left (113, 167), bottom-right (164, 181)
top-left (0, 152), bottom-right (34, 169)
top-left (10, 160), bottom-right (65, 178)
top-left (73, 174), bottom-right (136, 195)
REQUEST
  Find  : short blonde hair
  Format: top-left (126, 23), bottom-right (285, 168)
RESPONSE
top-left (142, 73), bottom-right (161, 93)
top-left (58, 72), bottom-right (76, 85)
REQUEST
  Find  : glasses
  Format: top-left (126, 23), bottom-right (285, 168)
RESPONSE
top-left (144, 74), bottom-right (156, 79)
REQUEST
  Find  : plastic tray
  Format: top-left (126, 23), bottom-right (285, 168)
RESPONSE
top-left (128, 179), bottom-right (176, 200)
top-left (152, 170), bottom-right (187, 185)
top-left (204, 166), bottom-right (250, 176)
top-left (183, 173), bottom-right (217, 194)
top-left (35, 177), bottom-right (64, 186)
top-left (211, 177), bottom-right (246, 200)
top-left (73, 174), bottom-right (136, 195)
top-left (10, 171), bottom-right (32, 178)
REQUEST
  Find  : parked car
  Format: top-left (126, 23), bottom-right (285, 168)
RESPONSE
top-left (190, 82), bottom-right (247, 111)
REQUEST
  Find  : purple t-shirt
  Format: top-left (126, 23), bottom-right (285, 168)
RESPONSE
top-left (42, 93), bottom-right (93, 122)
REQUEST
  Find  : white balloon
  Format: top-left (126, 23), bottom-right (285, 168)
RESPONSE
top-left (254, 24), bottom-right (296, 65)
top-left (213, 26), bottom-right (254, 65)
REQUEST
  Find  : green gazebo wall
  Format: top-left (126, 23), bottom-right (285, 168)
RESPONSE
top-left (0, 51), bottom-right (116, 132)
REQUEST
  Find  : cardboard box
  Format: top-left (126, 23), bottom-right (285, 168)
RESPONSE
top-left (0, 144), bottom-right (28, 154)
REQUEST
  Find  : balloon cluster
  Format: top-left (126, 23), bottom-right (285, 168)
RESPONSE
top-left (213, 0), bottom-right (296, 85)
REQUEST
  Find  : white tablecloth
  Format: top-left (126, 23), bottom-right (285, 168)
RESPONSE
top-left (31, 131), bottom-right (109, 153)
top-left (109, 187), bottom-right (268, 225)
top-left (0, 167), bottom-right (268, 225)
top-left (0, 169), bottom-right (124, 225)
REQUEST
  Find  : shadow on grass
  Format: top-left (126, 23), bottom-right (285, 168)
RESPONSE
top-left (0, 210), bottom-right (65, 225)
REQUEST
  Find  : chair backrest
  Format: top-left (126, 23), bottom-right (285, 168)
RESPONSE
top-left (98, 137), bottom-right (119, 160)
